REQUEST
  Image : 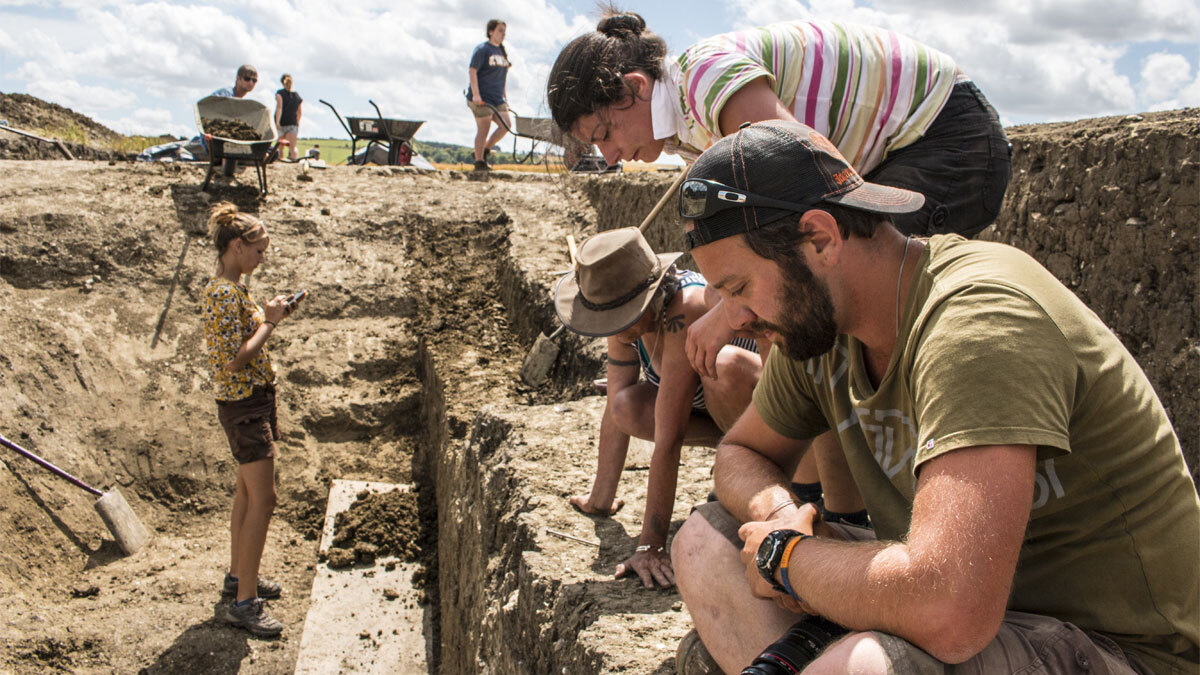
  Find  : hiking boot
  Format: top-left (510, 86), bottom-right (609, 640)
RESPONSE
top-left (223, 573), bottom-right (282, 599)
top-left (224, 597), bottom-right (283, 637)
top-left (676, 629), bottom-right (720, 674)
top-left (473, 160), bottom-right (491, 171)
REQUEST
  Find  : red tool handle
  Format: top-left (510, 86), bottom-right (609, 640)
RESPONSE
top-left (0, 433), bottom-right (103, 496)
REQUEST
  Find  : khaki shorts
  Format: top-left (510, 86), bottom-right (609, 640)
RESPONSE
top-left (467, 100), bottom-right (507, 118)
top-left (694, 502), bottom-right (1150, 674)
top-left (216, 384), bottom-right (279, 464)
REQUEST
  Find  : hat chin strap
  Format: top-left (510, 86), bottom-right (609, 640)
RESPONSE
top-left (579, 272), bottom-right (658, 312)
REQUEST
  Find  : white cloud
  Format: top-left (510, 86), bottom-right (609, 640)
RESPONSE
top-left (1139, 52), bottom-right (1198, 110)
top-left (2, 1), bottom-right (1195, 144)
top-left (25, 77), bottom-right (138, 111)
top-left (101, 106), bottom-right (192, 137)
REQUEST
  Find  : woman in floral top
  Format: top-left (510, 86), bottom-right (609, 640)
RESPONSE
top-left (201, 201), bottom-right (302, 637)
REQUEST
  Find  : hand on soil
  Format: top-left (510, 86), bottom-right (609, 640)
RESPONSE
top-left (615, 547), bottom-right (675, 589)
top-left (569, 494), bottom-right (623, 516)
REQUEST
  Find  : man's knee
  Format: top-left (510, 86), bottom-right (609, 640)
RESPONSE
top-left (672, 510), bottom-right (732, 590)
top-left (711, 347), bottom-right (760, 393)
top-left (804, 632), bottom-right (890, 675)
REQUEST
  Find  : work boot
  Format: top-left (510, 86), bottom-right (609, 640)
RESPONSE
top-left (223, 572), bottom-right (282, 599)
top-left (676, 629), bottom-right (720, 674)
top-left (224, 597), bottom-right (283, 637)
top-left (473, 160), bottom-right (491, 171)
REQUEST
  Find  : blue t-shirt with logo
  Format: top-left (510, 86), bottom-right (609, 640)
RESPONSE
top-left (466, 41), bottom-right (510, 106)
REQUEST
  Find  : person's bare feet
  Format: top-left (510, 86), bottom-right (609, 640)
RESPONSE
top-left (569, 494), bottom-right (624, 516)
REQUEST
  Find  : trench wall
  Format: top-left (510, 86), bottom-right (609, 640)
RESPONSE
top-left (574, 110), bottom-right (1200, 480)
top-left (418, 110), bottom-right (1197, 675)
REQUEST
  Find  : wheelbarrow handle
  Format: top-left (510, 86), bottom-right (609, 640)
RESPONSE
top-left (0, 432), bottom-right (103, 496)
top-left (318, 99), bottom-right (353, 138)
top-left (369, 99), bottom-right (385, 123)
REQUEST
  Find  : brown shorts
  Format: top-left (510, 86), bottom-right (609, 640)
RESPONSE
top-left (216, 384), bottom-right (279, 465)
top-left (693, 502), bottom-right (1150, 674)
top-left (467, 100), bottom-right (507, 118)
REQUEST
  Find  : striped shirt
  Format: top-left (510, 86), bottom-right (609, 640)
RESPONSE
top-left (660, 21), bottom-right (960, 172)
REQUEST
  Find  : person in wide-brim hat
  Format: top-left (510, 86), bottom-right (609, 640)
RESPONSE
top-left (554, 227), bottom-right (684, 337)
top-left (552, 227), bottom-right (764, 591)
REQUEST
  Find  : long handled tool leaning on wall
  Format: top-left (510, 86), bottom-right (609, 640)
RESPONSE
top-left (520, 169), bottom-right (689, 387)
top-left (0, 432), bottom-right (150, 555)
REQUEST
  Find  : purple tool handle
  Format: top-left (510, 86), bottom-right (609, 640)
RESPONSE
top-left (0, 432), bottom-right (103, 497)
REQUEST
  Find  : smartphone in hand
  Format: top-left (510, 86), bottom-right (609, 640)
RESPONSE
top-left (286, 289), bottom-right (308, 311)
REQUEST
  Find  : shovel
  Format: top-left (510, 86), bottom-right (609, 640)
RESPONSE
top-left (1, 432), bottom-right (150, 555)
top-left (520, 234), bottom-right (576, 387)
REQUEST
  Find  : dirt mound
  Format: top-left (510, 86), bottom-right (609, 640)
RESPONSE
top-left (327, 489), bottom-right (422, 564)
top-left (0, 92), bottom-right (123, 144)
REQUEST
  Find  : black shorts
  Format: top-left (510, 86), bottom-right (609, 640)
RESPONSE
top-left (216, 384), bottom-right (279, 465)
top-left (866, 80), bottom-right (1012, 238)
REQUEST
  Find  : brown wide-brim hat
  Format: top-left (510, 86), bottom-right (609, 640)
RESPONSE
top-left (554, 228), bottom-right (684, 338)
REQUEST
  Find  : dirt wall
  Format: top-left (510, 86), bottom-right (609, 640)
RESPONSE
top-left (573, 109), bottom-right (1200, 480)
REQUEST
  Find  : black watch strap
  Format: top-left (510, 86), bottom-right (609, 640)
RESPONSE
top-left (757, 529), bottom-right (802, 593)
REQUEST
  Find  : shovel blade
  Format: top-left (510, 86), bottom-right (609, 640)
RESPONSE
top-left (520, 332), bottom-right (560, 387)
top-left (94, 488), bottom-right (150, 555)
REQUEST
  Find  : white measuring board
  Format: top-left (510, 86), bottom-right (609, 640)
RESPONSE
top-left (294, 480), bottom-right (432, 674)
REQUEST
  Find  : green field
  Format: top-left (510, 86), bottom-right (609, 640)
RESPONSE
top-left (293, 138), bottom-right (354, 165)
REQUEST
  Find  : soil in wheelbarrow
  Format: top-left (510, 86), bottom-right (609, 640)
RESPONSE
top-left (201, 118), bottom-right (262, 141)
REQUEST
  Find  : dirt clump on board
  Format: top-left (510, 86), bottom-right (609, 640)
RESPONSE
top-left (326, 489), bottom-right (422, 566)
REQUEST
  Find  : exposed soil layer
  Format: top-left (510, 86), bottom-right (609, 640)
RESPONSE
top-left (0, 93), bottom-right (125, 144)
top-left (0, 102), bottom-right (1195, 674)
top-left (0, 92), bottom-right (132, 161)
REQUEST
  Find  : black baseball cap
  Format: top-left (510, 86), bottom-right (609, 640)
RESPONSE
top-left (681, 120), bottom-right (925, 249)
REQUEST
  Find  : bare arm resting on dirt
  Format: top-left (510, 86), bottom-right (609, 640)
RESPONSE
top-left (736, 443), bottom-right (1036, 663)
top-left (568, 337), bottom-right (640, 517)
top-left (613, 303), bottom-right (706, 589)
top-left (227, 295), bottom-right (295, 372)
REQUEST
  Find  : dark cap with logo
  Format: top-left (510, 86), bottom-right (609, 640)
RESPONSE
top-left (682, 119), bottom-right (925, 249)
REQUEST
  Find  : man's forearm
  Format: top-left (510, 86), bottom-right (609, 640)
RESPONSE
top-left (784, 535), bottom-right (912, 632)
top-left (714, 441), bottom-right (800, 524)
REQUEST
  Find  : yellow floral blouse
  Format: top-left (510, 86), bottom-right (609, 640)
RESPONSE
top-left (201, 277), bottom-right (276, 401)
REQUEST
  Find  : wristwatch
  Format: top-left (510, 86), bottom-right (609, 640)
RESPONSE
top-left (755, 529), bottom-right (802, 593)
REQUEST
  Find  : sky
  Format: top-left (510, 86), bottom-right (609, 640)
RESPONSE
top-left (0, 0), bottom-right (1197, 151)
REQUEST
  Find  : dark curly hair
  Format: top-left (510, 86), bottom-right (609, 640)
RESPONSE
top-left (546, 6), bottom-right (666, 133)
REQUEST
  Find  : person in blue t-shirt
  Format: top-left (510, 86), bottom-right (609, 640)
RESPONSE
top-left (465, 19), bottom-right (512, 171)
top-left (213, 64), bottom-right (257, 99)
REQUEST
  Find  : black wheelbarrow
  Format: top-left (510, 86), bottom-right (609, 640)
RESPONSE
top-left (194, 95), bottom-right (278, 195)
top-left (484, 104), bottom-right (617, 173)
top-left (320, 99), bottom-right (423, 166)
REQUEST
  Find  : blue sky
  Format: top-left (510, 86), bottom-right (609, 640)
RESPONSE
top-left (0, 0), bottom-right (1196, 150)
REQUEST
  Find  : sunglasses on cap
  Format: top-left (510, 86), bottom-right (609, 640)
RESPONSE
top-left (678, 178), bottom-right (816, 221)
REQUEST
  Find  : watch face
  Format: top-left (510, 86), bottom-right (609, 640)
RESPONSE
top-left (756, 535), bottom-right (777, 569)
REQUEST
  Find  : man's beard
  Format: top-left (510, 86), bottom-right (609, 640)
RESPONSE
top-left (746, 257), bottom-right (838, 362)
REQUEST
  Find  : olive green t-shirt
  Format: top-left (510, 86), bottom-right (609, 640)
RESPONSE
top-left (754, 235), bottom-right (1199, 673)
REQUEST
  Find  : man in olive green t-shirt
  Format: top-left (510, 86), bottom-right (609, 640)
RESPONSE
top-left (668, 120), bottom-right (1199, 674)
